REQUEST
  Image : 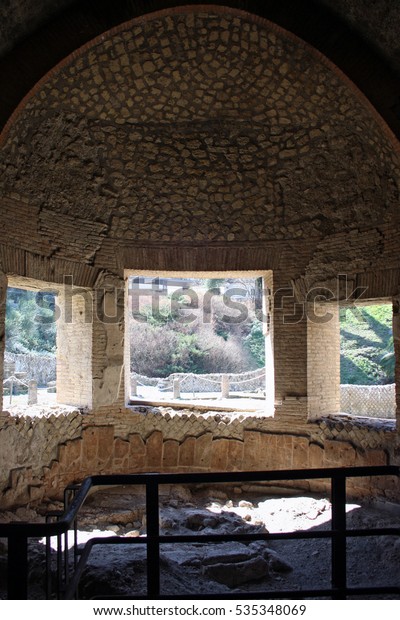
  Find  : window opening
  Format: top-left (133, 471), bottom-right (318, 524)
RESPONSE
top-left (4, 285), bottom-right (57, 409)
top-left (126, 272), bottom-right (274, 413)
top-left (340, 301), bottom-right (395, 419)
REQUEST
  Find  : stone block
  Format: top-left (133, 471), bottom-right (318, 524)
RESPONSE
top-left (309, 442), bottom-right (324, 469)
top-left (97, 426), bottom-right (115, 471)
top-left (146, 431), bottom-right (163, 470)
top-left (243, 431), bottom-right (261, 470)
top-left (227, 439), bottom-right (244, 470)
top-left (211, 438), bottom-right (230, 471)
top-left (178, 436), bottom-right (196, 468)
top-left (112, 438), bottom-right (130, 472)
top-left (114, 438), bottom-right (130, 460)
top-left (292, 436), bottom-right (309, 469)
top-left (356, 448), bottom-right (388, 467)
top-left (67, 438), bottom-right (83, 463)
top-left (324, 439), bottom-right (356, 468)
top-left (259, 433), bottom-right (276, 470)
top-left (194, 433), bottom-right (213, 469)
top-left (203, 556), bottom-right (269, 587)
top-left (162, 439), bottom-right (179, 469)
top-left (128, 433), bottom-right (146, 470)
top-left (275, 435), bottom-right (293, 469)
top-left (82, 428), bottom-right (99, 464)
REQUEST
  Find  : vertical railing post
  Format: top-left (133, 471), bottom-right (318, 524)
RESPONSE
top-left (28, 380), bottom-right (38, 405)
top-left (331, 474), bottom-right (347, 599)
top-left (221, 374), bottom-right (229, 398)
top-left (146, 476), bottom-right (160, 597)
top-left (56, 530), bottom-right (63, 599)
top-left (8, 534), bottom-right (28, 599)
top-left (173, 378), bottom-right (180, 399)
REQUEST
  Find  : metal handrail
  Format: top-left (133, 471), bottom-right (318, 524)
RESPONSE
top-left (1, 465), bottom-right (400, 600)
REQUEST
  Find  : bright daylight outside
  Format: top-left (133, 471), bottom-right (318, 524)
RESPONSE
top-left (127, 274), bottom-right (273, 412)
top-left (3, 286), bottom-right (57, 408)
top-left (340, 302), bottom-right (395, 419)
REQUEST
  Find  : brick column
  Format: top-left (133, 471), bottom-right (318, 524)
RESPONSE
top-left (0, 271), bottom-right (8, 412)
top-left (307, 301), bottom-right (340, 419)
top-left (393, 296), bottom-right (400, 426)
top-left (92, 272), bottom-right (125, 410)
top-left (273, 277), bottom-right (308, 408)
top-left (263, 271), bottom-right (275, 414)
top-left (56, 279), bottom-right (93, 408)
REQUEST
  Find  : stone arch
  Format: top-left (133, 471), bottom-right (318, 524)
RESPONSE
top-left (1, 1), bottom-right (400, 140)
top-left (0, 6), bottom-right (399, 510)
top-left (0, 6), bottom-right (399, 272)
top-left (0, 5), bottom-right (399, 427)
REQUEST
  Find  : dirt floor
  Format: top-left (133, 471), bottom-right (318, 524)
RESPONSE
top-left (1, 483), bottom-right (399, 599)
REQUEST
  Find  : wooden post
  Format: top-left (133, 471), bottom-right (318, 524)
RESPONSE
top-left (131, 377), bottom-right (137, 397)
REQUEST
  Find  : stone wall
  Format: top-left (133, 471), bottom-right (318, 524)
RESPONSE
top-left (0, 408), bottom-right (83, 506)
top-left (0, 405), bottom-right (398, 509)
top-left (1, 11), bottom-right (399, 252)
top-left (4, 352), bottom-right (56, 386)
top-left (307, 302), bottom-right (340, 419)
top-left (132, 368), bottom-right (266, 395)
top-left (56, 286), bottom-right (92, 408)
top-left (340, 384), bottom-right (396, 419)
top-left (0, 7), bottom-right (399, 510)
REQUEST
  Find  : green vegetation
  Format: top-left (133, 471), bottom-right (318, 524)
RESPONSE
top-left (5, 288), bottom-right (57, 354)
top-left (340, 304), bottom-right (394, 385)
top-left (244, 322), bottom-right (265, 367)
top-left (130, 278), bottom-right (266, 377)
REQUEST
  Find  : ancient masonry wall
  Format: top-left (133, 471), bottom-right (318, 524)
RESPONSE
top-left (0, 8), bottom-right (399, 508)
top-left (56, 287), bottom-right (93, 408)
top-left (0, 406), bottom-right (398, 509)
top-left (307, 302), bottom-right (341, 419)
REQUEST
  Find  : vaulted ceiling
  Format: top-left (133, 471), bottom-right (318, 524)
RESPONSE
top-left (1, 0), bottom-right (400, 139)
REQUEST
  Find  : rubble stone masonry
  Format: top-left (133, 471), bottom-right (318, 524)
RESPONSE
top-left (0, 8), bottom-right (399, 508)
top-left (0, 405), bottom-right (397, 508)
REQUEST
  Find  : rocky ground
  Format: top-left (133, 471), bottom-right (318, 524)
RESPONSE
top-left (1, 484), bottom-right (400, 599)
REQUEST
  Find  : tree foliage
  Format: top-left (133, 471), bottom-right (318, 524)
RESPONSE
top-left (5, 288), bottom-right (56, 354)
top-left (340, 304), bottom-right (395, 384)
top-left (130, 281), bottom-right (265, 377)
top-left (244, 322), bottom-right (265, 367)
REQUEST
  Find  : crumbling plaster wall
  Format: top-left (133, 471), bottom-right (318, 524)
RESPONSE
top-left (0, 8), bottom-right (399, 508)
top-left (0, 406), bottom-right (398, 508)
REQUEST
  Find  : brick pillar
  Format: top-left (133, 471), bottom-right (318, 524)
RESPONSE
top-left (56, 279), bottom-right (93, 408)
top-left (0, 272), bottom-right (8, 412)
top-left (307, 301), bottom-right (340, 419)
top-left (393, 296), bottom-right (400, 426)
top-left (263, 271), bottom-right (275, 414)
top-left (92, 272), bottom-right (125, 409)
top-left (273, 277), bottom-right (308, 408)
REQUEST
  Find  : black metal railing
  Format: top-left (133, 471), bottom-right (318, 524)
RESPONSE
top-left (1, 466), bottom-right (399, 600)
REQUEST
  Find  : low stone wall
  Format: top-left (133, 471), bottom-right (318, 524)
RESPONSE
top-left (0, 405), bottom-right (398, 509)
top-left (340, 384), bottom-right (396, 419)
top-left (132, 368), bottom-right (266, 394)
top-left (4, 352), bottom-right (56, 386)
